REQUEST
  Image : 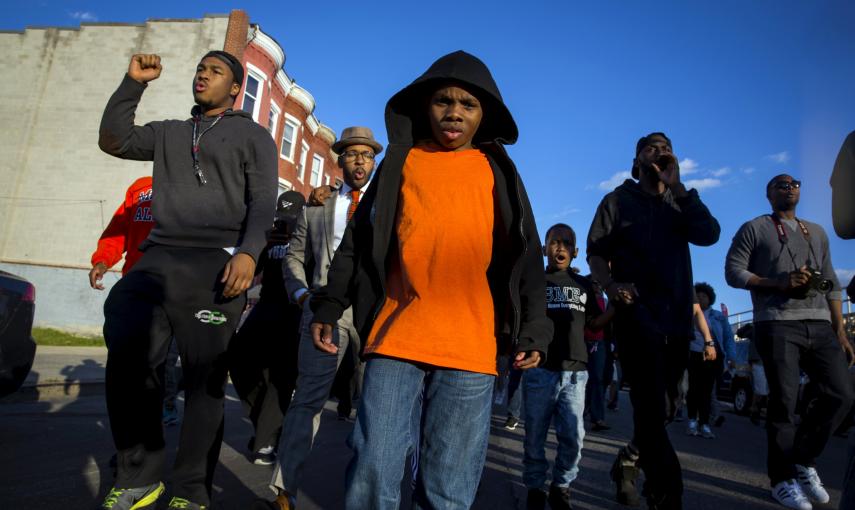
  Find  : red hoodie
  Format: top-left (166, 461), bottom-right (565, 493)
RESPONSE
top-left (90, 176), bottom-right (154, 275)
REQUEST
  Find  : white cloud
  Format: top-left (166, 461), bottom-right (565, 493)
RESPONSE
top-left (765, 151), bottom-right (790, 164)
top-left (743, 167), bottom-right (756, 174)
top-left (837, 268), bottom-right (855, 284)
top-left (69, 11), bottom-right (98, 21)
top-left (550, 206), bottom-right (581, 219)
top-left (711, 167), bottom-right (731, 177)
top-left (679, 158), bottom-right (699, 175)
top-left (598, 171), bottom-right (632, 190)
top-left (684, 178), bottom-right (722, 191)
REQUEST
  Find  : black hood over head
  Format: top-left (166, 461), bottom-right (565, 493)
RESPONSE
top-left (385, 50), bottom-right (518, 147)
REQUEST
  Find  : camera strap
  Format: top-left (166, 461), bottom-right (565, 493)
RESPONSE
top-left (768, 214), bottom-right (820, 269)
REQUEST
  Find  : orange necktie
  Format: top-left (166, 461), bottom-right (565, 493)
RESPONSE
top-left (347, 189), bottom-right (361, 221)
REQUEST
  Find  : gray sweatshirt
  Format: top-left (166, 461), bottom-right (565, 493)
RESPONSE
top-left (725, 214), bottom-right (841, 322)
top-left (98, 74), bottom-right (278, 261)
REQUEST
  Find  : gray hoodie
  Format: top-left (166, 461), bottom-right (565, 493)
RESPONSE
top-left (98, 74), bottom-right (278, 261)
top-left (725, 214), bottom-right (841, 322)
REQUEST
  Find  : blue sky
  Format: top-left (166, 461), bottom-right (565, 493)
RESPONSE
top-left (7, 0), bottom-right (855, 315)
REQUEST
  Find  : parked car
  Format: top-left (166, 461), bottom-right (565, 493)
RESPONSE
top-left (725, 364), bottom-right (754, 415)
top-left (0, 270), bottom-right (36, 398)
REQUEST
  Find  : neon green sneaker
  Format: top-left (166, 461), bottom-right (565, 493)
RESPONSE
top-left (99, 482), bottom-right (164, 509)
top-left (167, 496), bottom-right (207, 509)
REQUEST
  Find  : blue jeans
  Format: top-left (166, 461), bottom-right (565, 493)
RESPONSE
top-left (507, 365), bottom-right (524, 420)
top-left (523, 368), bottom-right (587, 490)
top-left (345, 357), bottom-right (495, 510)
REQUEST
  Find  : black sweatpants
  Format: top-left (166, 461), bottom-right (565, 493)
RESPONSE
top-left (103, 244), bottom-right (245, 505)
top-left (754, 320), bottom-right (853, 485)
top-left (614, 303), bottom-right (689, 506)
top-left (686, 351), bottom-right (722, 426)
top-left (228, 299), bottom-right (301, 451)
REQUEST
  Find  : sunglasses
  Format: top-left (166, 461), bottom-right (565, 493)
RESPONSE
top-left (773, 180), bottom-right (801, 191)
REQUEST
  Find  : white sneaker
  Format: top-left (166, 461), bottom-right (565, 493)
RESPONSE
top-left (771, 480), bottom-right (812, 510)
top-left (686, 419), bottom-right (698, 436)
top-left (700, 424), bottom-right (715, 439)
top-left (795, 464), bottom-right (830, 504)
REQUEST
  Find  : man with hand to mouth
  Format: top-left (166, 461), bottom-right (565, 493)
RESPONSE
top-left (97, 50), bottom-right (277, 510)
top-left (587, 133), bottom-right (720, 509)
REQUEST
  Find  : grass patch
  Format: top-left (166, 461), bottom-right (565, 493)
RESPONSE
top-left (33, 328), bottom-right (105, 347)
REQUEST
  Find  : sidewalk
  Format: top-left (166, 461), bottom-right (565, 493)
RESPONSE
top-left (16, 345), bottom-right (107, 401)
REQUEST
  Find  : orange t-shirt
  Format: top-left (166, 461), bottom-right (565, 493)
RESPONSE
top-left (364, 146), bottom-right (497, 375)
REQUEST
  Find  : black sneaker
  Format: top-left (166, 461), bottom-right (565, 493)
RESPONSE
top-left (526, 488), bottom-right (547, 510)
top-left (713, 415), bottom-right (726, 427)
top-left (167, 497), bottom-right (207, 509)
top-left (504, 416), bottom-right (520, 430)
top-left (548, 484), bottom-right (573, 510)
top-left (251, 446), bottom-right (277, 466)
top-left (98, 482), bottom-right (164, 509)
top-left (610, 446), bottom-right (641, 507)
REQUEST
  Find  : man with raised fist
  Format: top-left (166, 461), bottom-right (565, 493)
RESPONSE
top-left (96, 51), bottom-right (277, 510)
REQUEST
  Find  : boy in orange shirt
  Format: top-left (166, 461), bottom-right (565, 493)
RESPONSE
top-left (306, 51), bottom-right (551, 509)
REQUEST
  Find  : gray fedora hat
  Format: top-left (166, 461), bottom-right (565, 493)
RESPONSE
top-left (332, 126), bottom-right (383, 155)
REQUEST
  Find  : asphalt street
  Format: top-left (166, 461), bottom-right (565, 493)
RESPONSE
top-left (0, 371), bottom-right (849, 509)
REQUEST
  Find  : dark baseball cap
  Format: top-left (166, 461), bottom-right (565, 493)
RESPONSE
top-left (275, 190), bottom-right (306, 225)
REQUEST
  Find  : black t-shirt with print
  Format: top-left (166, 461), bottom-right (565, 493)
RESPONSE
top-left (258, 242), bottom-right (289, 303)
top-left (544, 269), bottom-right (602, 372)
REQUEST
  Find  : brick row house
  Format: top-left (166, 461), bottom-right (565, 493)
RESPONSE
top-left (232, 15), bottom-right (340, 197)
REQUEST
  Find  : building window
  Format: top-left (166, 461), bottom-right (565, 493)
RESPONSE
top-left (325, 174), bottom-right (331, 185)
top-left (279, 113), bottom-right (302, 163)
top-left (268, 102), bottom-right (281, 139)
top-left (280, 121), bottom-right (298, 161)
top-left (242, 74), bottom-right (262, 121)
top-left (298, 142), bottom-right (309, 183)
top-left (241, 64), bottom-right (268, 122)
top-left (311, 154), bottom-right (324, 187)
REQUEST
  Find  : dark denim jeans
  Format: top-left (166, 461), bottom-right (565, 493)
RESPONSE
top-left (522, 368), bottom-right (587, 489)
top-left (754, 320), bottom-right (853, 485)
top-left (507, 365), bottom-right (524, 420)
top-left (345, 357), bottom-right (494, 509)
top-left (585, 340), bottom-right (607, 423)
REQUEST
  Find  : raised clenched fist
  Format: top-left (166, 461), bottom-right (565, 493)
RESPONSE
top-left (128, 54), bottom-right (162, 84)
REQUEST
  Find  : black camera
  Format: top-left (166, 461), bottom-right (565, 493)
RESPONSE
top-left (804, 265), bottom-right (833, 295)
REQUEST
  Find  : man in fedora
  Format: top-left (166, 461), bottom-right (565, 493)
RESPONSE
top-left (259, 127), bottom-right (382, 510)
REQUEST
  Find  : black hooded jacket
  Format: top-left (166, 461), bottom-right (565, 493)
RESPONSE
top-left (310, 51), bottom-right (553, 357)
top-left (587, 179), bottom-right (720, 339)
top-left (831, 130), bottom-right (855, 240)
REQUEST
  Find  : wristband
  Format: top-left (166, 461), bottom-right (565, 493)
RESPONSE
top-left (704, 341), bottom-right (714, 347)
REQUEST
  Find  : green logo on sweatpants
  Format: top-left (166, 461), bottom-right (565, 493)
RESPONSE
top-left (194, 310), bottom-right (228, 325)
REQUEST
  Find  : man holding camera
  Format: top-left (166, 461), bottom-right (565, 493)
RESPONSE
top-left (726, 174), bottom-right (854, 510)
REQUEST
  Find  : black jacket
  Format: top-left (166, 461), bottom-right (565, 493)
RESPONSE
top-left (311, 51), bottom-right (553, 357)
top-left (831, 130), bottom-right (855, 240)
top-left (587, 179), bottom-right (720, 338)
top-left (99, 75), bottom-right (278, 261)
